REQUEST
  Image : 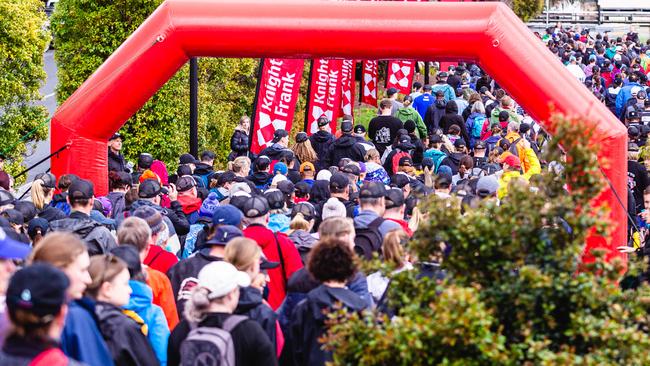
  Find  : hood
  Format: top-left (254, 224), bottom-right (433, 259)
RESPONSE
top-left (395, 142), bottom-right (415, 152)
top-left (396, 107), bottom-right (416, 119)
top-left (235, 286), bottom-right (263, 313)
top-left (424, 148), bottom-right (447, 161)
top-left (194, 163), bottom-right (213, 176)
top-left (306, 285), bottom-right (366, 321)
top-left (333, 134), bottom-right (358, 148)
top-left (445, 100), bottom-right (458, 114)
top-left (309, 180), bottom-right (331, 204)
top-left (131, 199), bottom-right (164, 213)
top-left (177, 194), bottom-right (202, 214)
top-left (449, 152), bottom-right (464, 165)
top-left (434, 100), bottom-right (447, 109)
top-left (49, 217), bottom-right (98, 237)
top-left (311, 130), bottom-right (334, 143)
top-left (269, 213), bottom-right (291, 233)
top-left (250, 171), bottom-right (272, 186)
top-left (150, 160), bottom-right (169, 185)
top-left (289, 230), bottom-right (317, 250)
top-left (124, 280), bottom-right (154, 313)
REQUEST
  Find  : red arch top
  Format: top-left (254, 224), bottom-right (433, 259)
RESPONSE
top-left (51, 0), bottom-right (626, 261)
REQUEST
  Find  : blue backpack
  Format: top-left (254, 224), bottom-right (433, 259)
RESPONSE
top-left (470, 115), bottom-right (487, 139)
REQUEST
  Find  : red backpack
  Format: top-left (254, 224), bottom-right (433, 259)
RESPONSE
top-left (391, 151), bottom-right (411, 175)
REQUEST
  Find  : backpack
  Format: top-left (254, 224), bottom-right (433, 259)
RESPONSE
top-left (391, 151), bottom-right (411, 176)
top-left (354, 217), bottom-right (385, 260)
top-left (508, 137), bottom-right (522, 158)
top-left (29, 348), bottom-right (69, 366)
top-left (180, 315), bottom-right (247, 366)
top-left (470, 115), bottom-right (487, 139)
top-left (193, 173), bottom-right (212, 189)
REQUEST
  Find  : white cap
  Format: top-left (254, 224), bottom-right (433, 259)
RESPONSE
top-left (198, 261), bottom-right (251, 299)
top-left (271, 174), bottom-right (287, 187)
top-left (230, 182), bottom-right (251, 196)
top-left (316, 170), bottom-right (332, 182)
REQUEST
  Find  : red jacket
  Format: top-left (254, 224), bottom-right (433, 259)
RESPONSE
top-left (385, 218), bottom-right (413, 237)
top-left (144, 245), bottom-right (178, 274)
top-left (244, 224), bottom-right (303, 310)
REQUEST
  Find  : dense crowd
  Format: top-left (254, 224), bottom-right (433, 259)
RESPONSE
top-left (0, 25), bottom-right (647, 366)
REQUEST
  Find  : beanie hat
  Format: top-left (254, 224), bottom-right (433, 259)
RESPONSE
top-left (199, 192), bottom-right (220, 218)
top-left (132, 206), bottom-right (165, 234)
top-left (138, 169), bottom-right (160, 184)
top-left (404, 120), bottom-right (416, 133)
top-left (316, 170), bottom-right (332, 182)
top-left (321, 197), bottom-right (346, 220)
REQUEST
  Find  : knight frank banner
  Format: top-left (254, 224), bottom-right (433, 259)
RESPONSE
top-left (386, 60), bottom-right (414, 95)
top-left (305, 59), bottom-right (343, 135)
top-left (250, 58), bottom-right (304, 154)
top-left (361, 60), bottom-right (378, 106)
top-left (340, 59), bottom-right (355, 121)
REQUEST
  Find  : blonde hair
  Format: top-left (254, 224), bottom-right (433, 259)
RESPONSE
top-left (291, 140), bottom-right (318, 164)
top-left (382, 230), bottom-right (408, 268)
top-left (318, 217), bottom-right (355, 239)
top-left (224, 237), bottom-right (261, 272)
top-left (365, 149), bottom-right (380, 162)
top-left (228, 156), bottom-right (251, 175)
top-left (30, 232), bottom-right (87, 269)
top-left (30, 179), bottom-right (53, 210)
top-left (289, 212), bottom-right (312, 232)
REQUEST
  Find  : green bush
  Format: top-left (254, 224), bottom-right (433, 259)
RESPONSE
top-left (0, 0), bottom-right (49, 185)
top-left (52, 0), bottom-right (258, 170)
top-left (323, 114), bottom-right (650, 365)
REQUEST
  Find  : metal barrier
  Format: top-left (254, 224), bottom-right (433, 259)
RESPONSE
top-left (530, 9), bottom-right (650, 25)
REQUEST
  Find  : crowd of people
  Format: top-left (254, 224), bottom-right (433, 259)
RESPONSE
top-left (0, 25), bottom-right (647, 366)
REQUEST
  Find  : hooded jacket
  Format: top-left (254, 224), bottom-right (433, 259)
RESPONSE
top-left (130, 199), bottom-right (190, 236)
top-left (423, 148), bottom-right (454, 174)
top-left (38, 205), bottom-right (67, 222)
top-left (260, 143), bottom-right (290, 162)
top-left (50, 192), bottom-right (71, 215)
top-left (230, 129), bottom-right (249, 158)
top-left (249, 171), bottom-right (272, 190)
top-left (146, 267), bottom-right (179, 330)
top-left (107, 191), bottom-right (126, 221)
top-left (94, 301), bottom-right (159, 366)
top-left (324, 134), bottom-right (366, 167)
top-left (124, 280), bottom-right (169, 366)
top-left (396, 107), bottom-right (427, 139)
top-left (235, 286), bottom-right (279, 352)
top-left (176, 194), bottom-right (201, 224)
top-left (285, 285), bottom-right (367, 366)
top-left (439, 101), bottom-right (469, 145)
top-left (61, 298), bottom-right (115, 366)
top-left (289, 229), bottom-right (318, 265)
top-left (309, 131), bottom-right (335, 170)
top-left (383, 142), bottom-right (414, 176)
top-left (269, 212), bottom-right (291, 233)
top-left (424, 99), bottom-right (447, 133)
top-left (50, 211), bottom-right (117, 256)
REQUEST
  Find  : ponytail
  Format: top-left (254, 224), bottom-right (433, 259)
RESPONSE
top-left (30, 179), bottom-right (52, 210)
top-left (289, 212), bottom-right (311, 232)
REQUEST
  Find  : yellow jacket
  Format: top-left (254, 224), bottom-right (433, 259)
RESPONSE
top-left (497, 148), bottom-right (540, 199)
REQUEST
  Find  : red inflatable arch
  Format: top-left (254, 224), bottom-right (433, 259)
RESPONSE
top-left (51, 0), bottom-right (626, 261)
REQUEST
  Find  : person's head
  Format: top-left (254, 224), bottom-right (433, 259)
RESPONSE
top-left (403, 95), bottom-right (413, 107)
top-left (628, 143), bottom-right (640, 161)
top-left (108, 133), bottom-right (123, 153)
top-left (412, 81), bottom-right (422, 92)
top-left (292, 133), bottom-right (318, 164)
top-left (272, 129), bottom-right (290, 147)
top-left (6, 264), bottom-right (69, 342)
top-left (359, 181), bottom-right (386, 214)
top-left (242, 196), bottom-right (271, 226)
top-left (138, 179), bottom-right (167, 206)
top-left (31, 174), bottom-right (56, 210)
top-left (117, 216), bottom-right (152, 260)
top-left (500, 96), bottom-right (514, 109)
top-left (57, 174), bottom-right (78, 193)
top-left (458, 155), bottom-right (474, 176)
top-left (384, 187), bottom-right (406, 219)
top-left (290, 202), bottom-right (316, 232)
top-left (30, 232), bottom-right (90, 300)
top-left (318, 217), bottom-right (355, 250)
top-left (176, 175), bottom-right (198, 198)
top-left (437, 71), bottom-right (448, 82)
top-left (67, 179), bottom-right (95, 214)
top-left (85, 254), bottom-right (131, 307)
top-left (448, 124), bottom-right (461, 137)
top-left (382, 230), bottom-right (409, 268)
top-left (501, 153), bottom-right (522, 172)
top-left (108, 171), bottom-right (132, 193)
top-left (308, 238), bottom-right (357, 285)
top-left (224, 237), bottom-right (261, 280)
top-left (329, 173), bottom-right (350, 200)
top-left (507, 121), bottom-right (520, 134)
top-left (643, 186), bottom-right (650, 210)
top-left (379, 99), bottom-right (393, 114)
top-left (238, 115), bottom-right (251, 131)
top-left (184, 261), bottom-right (250, 322)
top-left (471, 100), bottom-right (486, 115)
top-left (200, 150), bottom-right (216, 166)
top-left (228, 156), bottom-right (251, 177)
top-left (253, 156), bottom-right (271, 174)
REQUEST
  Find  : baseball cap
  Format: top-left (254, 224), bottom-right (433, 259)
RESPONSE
top-left (111, 245), bottom-right (143, 279)
top-left (176, 175), bottom-right (197, 192)
top-left (398, 156), bottom-right (413, 167)
top-left (197, 261), bottom-right (250, 298)
top-left (217, 171), bottom-right (237, 186)
top-left (329, 173), bottom-right (349, 191)
top-left (628, 142), bottom-right (640, 152)
top-left (341, 164), bottom-right (361, 176)
top-left (109, 132), bottom-right (123, 141)
top-left (205, 225), bottom-right (243, 246)
top-left (421, 157), bottom-right (434, 170)
top-left (273, 129), bottom-right (289, 140)
top-left (386, 87), bottom-right (399, 97)
top-left (476, 175), bottom-right (499, 198)
top-left (454, 139), bottom-right (467, 149)
top-left (385, 188), bottom-right (405, 209)
top-left (430, 134), bottom-right (443, 144)
top-left (35, 173), bottom-right (57, 189)
top-left (138, 153), bottom-right (154, 169)
top-left (0, 227), bottom-right (30, 260)
top-left (300, 162), bottom-right (315, 173)
top-left (295, 181), bottom-right (311, 197)
top-left (291, 202), bottom-right (316, 221)
top-left (438, 71), bottom-right (449, 78)
top-left (502, 154), bottom-right (521, 169)
top-left (398, 134), bottom-right (412, 145)
top-left (354, 125), bottom-right (366, 134)
top-left (628, 110), bottom-right (640, 119)
top-left (68, 179), bottom-right (94, 200)
top-left (273, 162), bottom-right (288, 176)
top-left (341, 121), bottom-right (354, 133)
top-left (27, 218), bottom-right (48, 241)
top-left (474, 140), bottom-right (487, 150)
top-left (390, 173), bottom-right (411, 189)
top-left (242, 196), bottom-right (270, 218)
top-left (138, 179), bottom-right (168, 198)
top-left (179, 153), bottom-right (200, 165)
top-left (317, 116), bottom-right (330, 127)
top-left (295, 132), bottom-right (308, 143)
top-left (277, 180), bottom-right (295, 196)
top-left (6, 263), bottom-right (69, 319)
top-left (264, 189), bottom-right (286, 210)
top-left (360, 181), bottom-right (387, 198)
top-left (212, 204), bottom-right (243, 226)
top-left (2, 209), bottom-right (23, 226)
top-left (133, 206), bottom-right (165, 234)
top-left (230, 182), bottom-right (252, 196)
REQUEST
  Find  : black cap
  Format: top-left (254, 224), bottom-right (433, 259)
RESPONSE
top-left (179, 153), bottom-right (200, 165)
top-left (421, 157), bottom-right (434, 170)
top-left (277, 180), bottom-right (295, 196)
top-left (176, 175), bottom-right (197, 192)
top-left (519, 123), bottom-right (531, 134)
top-left (138, 153), bottom-right (154, 169)
top-left (404, 120), bottom-right (416, 133)
top-left (217, 171), bottom-right (237, 186)
top-left (205, 225), bottom-right (243, 245)
top-left (69, 179), bottom-right (94, 200)
top-left (423, 84), bottom-right (432, 91)
top-left (430, 134), bottom-right (443, 144)
top-left (295, 132), bottom-right (308, 143)
top-left (242, 196), bottom-right (270, 218)
top-left (438, 71), bottom-right (449, 78)
top-left (398, 134), bottom-right (412, 145)
top-left (317, 116), bottom-right (330, 127)
top-left (138, 179), bottom-right (168, 198)
top-left (385, 188), bottom-right (405, 209)
top-left (273, 129), bottom-right (289, 140)
top-left (498, 111), bottom-right (510, 121)
top-left (627, 110), bottom-right (640, 119)
top-left (341, 164), bottom-right (361, 176)
top-left (7, 263), bottom-right (69, 319)
top-left (0, 189), bottom-right (14, 206)
top-left (628, 125), bottom-right (640, 137)
top-left (386, 87), bottom-right (399, 97)
top-left (329, 173), bottom-right (349, 191)
top-left (398, 156), bottom-right (413, 167)
top-left (354, 125), bottom-right (366, 134)
top-left (341, 121), bottom-right (354, 133)
top-left (2, 209), bottom-right (23, 226)
top-left (474, 140), bottom-right (487, 150)
top-left (291, 202), bottom-right (316, 221)
top-left (111, 245), bottom-right (142, 278)
top-left (109, 132), bottom-right (123, 141)
top-left (35, 172), bottom-right (56, 189)
top-left (177, 164), bottom-right (192, 177)
top-left (360, 181), bottom-right (387, 198)
top-left (295, 181), bottom-right (311, 197)
top-left (454, 139), bottom-right (467, 149)
top-left (27, 218), bottom-right (48, 240)
top-left (264, 189), bottom-right (285, 210)
top-left (628, 142), bottom-right (640, 151)
top-left (390, 173), bottom-right (411, 189)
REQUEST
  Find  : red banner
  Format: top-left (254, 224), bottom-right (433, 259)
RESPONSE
top-left (250, 58), bottom-right (304, 154)
top-left (386, 60), bottom-right (414, 95)
top-left (361, 60), bottom-right (377, 106)
top-left (340, 59), bottom-right (355, 121)
top-left (305, 59), bottom-right (343, 135)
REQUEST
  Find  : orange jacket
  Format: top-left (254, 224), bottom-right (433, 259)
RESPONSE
top-left (146, 266), bottom-right (179, 330)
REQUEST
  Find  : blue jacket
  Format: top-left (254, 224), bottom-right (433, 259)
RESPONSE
top-left (61, 298), bottom-right (115, 366)
top-left (123, 280), bottom-right (169, 366)
top-left (268, 213), bottom-right (291, 233)
top-left (431, 83), bottom-right (455, 102)
top-left (615, 82), bottom-right (640, 117)
top-left (412, 93), bottom-right (434, 120)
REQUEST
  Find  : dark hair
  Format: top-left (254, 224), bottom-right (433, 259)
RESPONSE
top-left (308, 238), bottom-right (357, 283)
top-left (379, 99), bottom-right (393, 110)
top-left (57, 174), bottom-right (77, 191)
top-left (200, 150), bottom-right (215, 161)
top-left (69, 198), bottom-right (91, 208)
top-left (460, 155), bottom-right (474, 169)
top-left (448, 124), bottom-right (461, 135)
top-left (108, 171), bottom-right (130, 191)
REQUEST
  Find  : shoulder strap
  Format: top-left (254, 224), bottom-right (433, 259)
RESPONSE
top-left (273, 233), bottom-right (287, 283)
top-left (222, 315), bottom-right (248, 333)
top-left (368, 216), bottom-right (385, 230)
top-left (145, 248), bottom-right (164, 267)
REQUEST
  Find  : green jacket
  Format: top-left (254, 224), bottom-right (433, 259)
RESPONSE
top-left (489, 106), bottom-right (520, 128)
top-left (396, 107), bottom-right (427, 139)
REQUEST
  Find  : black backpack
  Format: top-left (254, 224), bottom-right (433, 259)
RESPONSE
top-left (354, 217), bottom-right (385, 260)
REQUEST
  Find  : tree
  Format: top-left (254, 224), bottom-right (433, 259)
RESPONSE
top-left (0, 0), bottom-right (49, 184)
top-left (323, 114), bottom-right (650, 364)
top-left (501, 0), bottom-right (545, 22)
top-left (51, 0), bottom-right (258, 170)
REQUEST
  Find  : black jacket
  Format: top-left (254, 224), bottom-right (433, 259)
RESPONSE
top-left (249, 171), bottom-right (272, 190)
top-left (38, 206), bottom-right (67, 222)
top-left (168, 312), bottom-right (277, 366)
top-left (94, 301), bottom-right (159, 366)
top-left (409, 133), bottom-right (425, 166)
top-left (446, 152), bottom-right (465, 175)
top-left (230, 129), bottom-right (250, 158)
top-left (438, 101), bottom-right (469, 145)
top-left (235, 286), bottom-right (279, 351)
top-left (424, 100), bottom-right (447, 133)
top-left (309, 131), bottom-right (335, 170)
top-left (49, 211), bottom-right (117, 256)
top-left (167, 248), bottom-right (222, 319)
top-left (324, 134), bottom-right (366, 167)
top-left (313, 196), bottom-right (355, 231)
top-left (108, 150), bottom-right (128, 172)
top-left (285, 285), bottom-right (366, 366)
top-left (259, 143), bottom-right (290, 161)
top-left (383, 142), bottom-right (415, 176)
top-left (130, 199), bottom-right (190, 236)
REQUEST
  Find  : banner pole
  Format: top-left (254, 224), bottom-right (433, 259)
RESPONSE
top-left (303, 60), bottom-right (315, 132)
top-left (248, 58), bottom-right (265, 156)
